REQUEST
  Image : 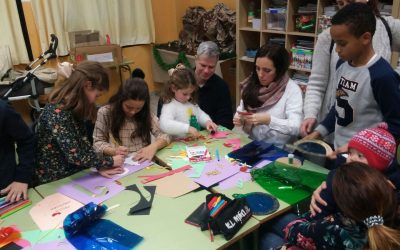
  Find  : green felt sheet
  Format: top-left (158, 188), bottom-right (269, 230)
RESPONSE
top-left (251, 161), bottom-right (327, 205)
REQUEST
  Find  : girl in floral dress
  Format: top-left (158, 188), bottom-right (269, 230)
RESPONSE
top-left (36, 61), bottom-right (124, 184)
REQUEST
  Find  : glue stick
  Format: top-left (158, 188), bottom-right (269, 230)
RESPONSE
top-left (288, 154), bottom-right (294, 165)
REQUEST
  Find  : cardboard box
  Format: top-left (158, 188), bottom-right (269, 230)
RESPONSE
top-left (68, 30), bottom-right (101, 48)
top-left (70, 44), bottom-right (122, 65)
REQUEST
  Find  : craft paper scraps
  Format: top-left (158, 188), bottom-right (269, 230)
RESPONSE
top-left (139, 165), bottom-right (191, 184)
top-left (126, 185), bottom-right (156, 215)
top-left (0, 226), bottom-right (21, 248)
top-left (193, 158), bottom-right (241, 188)
top-left (225, 138), bottom-right (241, 150)
top-left (210, 131), bottom-right (229, 139)
top-left (58, 181), bottom-right (124, 205)
top-left (152, 172), bottom-right (199, 198)
top-left (218, 159), bottom-right (271, 190)
top-left (29, 193), bottom-right (83, 231)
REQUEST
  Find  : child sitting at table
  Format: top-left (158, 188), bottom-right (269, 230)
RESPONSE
top-left (283, 162), bottom-right (400, 250)
top-left (260, 123), bottom-right (398, 249)
top-left (159, 64), bottom-right (217, 138)
top-left (36, 61), bottom-right (125, 184)
top-left (93, 77), bottom-right (170, 162)
top-left (310, 122), bottom-right (399, 218)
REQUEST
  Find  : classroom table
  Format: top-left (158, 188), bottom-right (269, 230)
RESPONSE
top-left (34, 162), bottom-right (260, 250)
top-left (1, 188), bottom-right (42, 232)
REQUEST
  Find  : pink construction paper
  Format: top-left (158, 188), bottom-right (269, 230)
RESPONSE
top-left (218, 159), bottom-right (272, 190)
top-left (210, 131), bottom-right (230, 139)
top-left (57, 181), bottom-right (124, 205)
top-left (193, 158), bottom-right (240, 188)
top-left (226, 138), bottom-right (241, 150)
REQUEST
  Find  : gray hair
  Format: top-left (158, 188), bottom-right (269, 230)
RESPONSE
top-left (197, 41), bottom-right (220, 59)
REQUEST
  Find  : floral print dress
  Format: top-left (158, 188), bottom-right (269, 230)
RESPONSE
top-left (36, 103), bottom-right (113, 184)
top-left (283, 212), bottom-right (368, 250)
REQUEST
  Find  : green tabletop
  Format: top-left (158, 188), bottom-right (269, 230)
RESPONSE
top-left (34, 163), bottom-right (260, 250)
top-left (1, 188), bottom-right (42, 231)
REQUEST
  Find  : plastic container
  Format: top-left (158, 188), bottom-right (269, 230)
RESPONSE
top-left (265, 8), bottom-right (286, 31)
top-left (295, 14), bottom-right (316, 33)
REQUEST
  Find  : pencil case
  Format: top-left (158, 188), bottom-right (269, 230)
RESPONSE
top-left (200, 193), bottom-right (252, 240)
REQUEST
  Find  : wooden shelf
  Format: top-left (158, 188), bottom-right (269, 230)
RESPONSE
top-left (261, 29), bottom-right (286, 34)
top-left (239, 27), bottom-right (261, 32)
top-left (287, 31), bottom-right (316, 37)
top-left (235, 0), bottom-right (398, 106)
top-left (289, 66), bottom-right (312, 73)
top-left (239, 56), bottom-right (255, 63)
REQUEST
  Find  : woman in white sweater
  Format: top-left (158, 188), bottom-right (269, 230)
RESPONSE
top-left (234, 44), bottom-right (303, 148)
top-left (301, 0), bottom-right (400, 138)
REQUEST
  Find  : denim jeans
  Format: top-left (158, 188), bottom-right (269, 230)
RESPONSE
top-left (259, 212), bottom-right (298, 250)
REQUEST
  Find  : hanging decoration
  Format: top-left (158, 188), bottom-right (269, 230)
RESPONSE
top-left (152, 46), bottom-right (192, 71)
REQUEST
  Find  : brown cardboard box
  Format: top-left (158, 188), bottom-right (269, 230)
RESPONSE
top-left (68, 30), bottom-right (101, 48)
top-left (70, 44), bottom-right (122, 65)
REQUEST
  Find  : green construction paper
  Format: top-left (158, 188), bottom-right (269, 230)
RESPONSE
top-left (187, 162), bottom-right (205, 178)
top-left (169, 159), bottom-right (205, 178)
top-left (171, 144), bottom-right (186, 152)
top-left (170, 159), bottom-right (190, 170)
top-left (22, 228), bottom-right (65, 245)
top-left (251, 161), bottom-right (327, 205)
top-left (217, 125), bottom-right (229, 131)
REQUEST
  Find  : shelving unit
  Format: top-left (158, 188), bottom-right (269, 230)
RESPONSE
top-left (235, 0), bottom-right (397, 105)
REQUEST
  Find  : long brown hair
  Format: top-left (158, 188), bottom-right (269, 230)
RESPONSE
top-left (160, 64), bottom-right (198, 104)
top-left (242, 43), bottom-right (289, 109)
top-left (109, 77), bottom-right (151, 145)
top-left (49, 61), bottom-right (109, 121)
top-left (333, 162), bottom-right (400, 250)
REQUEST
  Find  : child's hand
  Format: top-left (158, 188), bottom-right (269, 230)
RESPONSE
top-left (0, 182), bottom-right (28, 203)
top-left (115, 146), bottom-right (128, 156)
top-left (98, 166), bottom-right (124, 178)
top-left (233, 114), bottom-right (242, 127)
top-left (205, 121), bottom-right (218, 132)
top-left (188, 126), bottom-right (200, 138)
top-left (310, 181), bottom-right (327, 217)
top-left (112, 155), bottom-right (125, 167)
top-left (134, 145), bottom-right (157, 163)
top-left (328, 144), bottom-right (348, 160)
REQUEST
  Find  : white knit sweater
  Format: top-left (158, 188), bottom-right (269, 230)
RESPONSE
top-left (304, 16), bottom-right (400, 122)
top-left (159, 99), bottom-right (211, 138)
top-left (236, 79), bottom-right (303, 148)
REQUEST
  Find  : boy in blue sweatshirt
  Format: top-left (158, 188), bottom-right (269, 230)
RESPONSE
top-left (307, 2), bottom-right (400, 154)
